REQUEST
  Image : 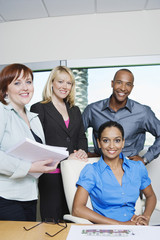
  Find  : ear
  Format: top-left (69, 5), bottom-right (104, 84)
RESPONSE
top-left (131, 84), bottom-right (134, 91)
top-left (97, 139), bottom-right (101, 149)
top-left (111, 80), bottom-right (114, 88)
top-left (122, 139), bottom-right (125, 149)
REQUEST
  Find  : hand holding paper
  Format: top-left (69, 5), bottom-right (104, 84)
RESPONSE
top-left (29, 158), bottom-right (60, 174)
top-left (7, 138), bottom-right (69, 178)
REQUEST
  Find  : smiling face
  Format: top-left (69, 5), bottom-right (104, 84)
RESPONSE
top-left (6, 70), bottom-right (34, 110)
top-left (111, 70), bottom-right (134, 104)
top-left (97, 126), bottom-right (125, 162)
top-left (52, 71), bottom-right (72, 100)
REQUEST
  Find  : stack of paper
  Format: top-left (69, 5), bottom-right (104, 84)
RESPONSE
top-left (7, 138), bottom-right (69, 178)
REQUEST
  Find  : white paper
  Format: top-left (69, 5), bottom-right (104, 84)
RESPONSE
top-left (67, 225), bottom-right (160, 240)
top-left (7, 138), bottom-right (69, 178)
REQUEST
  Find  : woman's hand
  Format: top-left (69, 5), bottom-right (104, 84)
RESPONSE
top-left (121, 220), bottom-right (136, 225)
top-left (29, 159), bottom-right (59, 173)
top-left (131, 214), bottom-right (150, 225)
top-left (68, 149), bottom-right (88, 161)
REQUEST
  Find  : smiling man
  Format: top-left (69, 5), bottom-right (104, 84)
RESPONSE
top-left (82, 69), bottom-right (160, 164)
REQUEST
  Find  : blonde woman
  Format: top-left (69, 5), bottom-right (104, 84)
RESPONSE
top-left (31, 66), bottom-right (88, 221)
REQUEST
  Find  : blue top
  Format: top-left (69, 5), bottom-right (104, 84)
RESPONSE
top-left (82, 96), bottom-right (160, 162)
top-left (76, 153), bottom-right (151, 222)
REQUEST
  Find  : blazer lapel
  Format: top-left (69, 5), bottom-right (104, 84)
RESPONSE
top-left (66, 102), bottom-right (75, 132)
top-left (45, 102), bottom-right (68, 133)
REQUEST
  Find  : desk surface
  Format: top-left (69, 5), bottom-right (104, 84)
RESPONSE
top-left (0, 221), bottom-right (71, 240)
top-left (1, 221), bottom-right (160, 240)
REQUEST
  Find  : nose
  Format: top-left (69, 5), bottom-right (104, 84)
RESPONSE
top-left (22, 82), bottom-right (28, 90)
top-left (109, 141), bottom-right (114, 148)
top-left (62, 82), bottom-right (67, 88)
top-left (120, 82), bottom-right (126, 91)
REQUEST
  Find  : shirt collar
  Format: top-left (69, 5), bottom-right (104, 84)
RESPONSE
top-left (125, 98), bottom-right (132, 112)
top-left (101, 98), bottom-right (110, 111)
top-left (26, 108), bottom-right (39, 121)
top-left (98, 152), bottom-right (130, 173)
top-left (102, 96), bottom-right (132, 113)
top-left (4, 103), bottom-right (38, 121)
top-left (121, 152), bottom-right (131, 168)
top-left (4, 103), bottom-right (13, 110)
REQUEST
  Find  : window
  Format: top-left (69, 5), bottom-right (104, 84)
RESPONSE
top-left (86, 65), bottom-right (160, 147)
top-left (28, 62), bottom-right (160, 148)
top-left (28, 71), bottom-right (51, 108)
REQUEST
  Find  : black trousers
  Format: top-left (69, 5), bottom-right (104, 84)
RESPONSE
top-left (0, 197), bottom-right (37, 221)
top-left (38, 172), bottom-right (69, 221)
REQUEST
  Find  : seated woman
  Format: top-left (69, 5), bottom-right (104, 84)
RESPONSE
top-left (72, 121), bottom-right (156, 225)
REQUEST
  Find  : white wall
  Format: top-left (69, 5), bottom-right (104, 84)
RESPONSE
top-left (0, 9), bottom-right (160, 65)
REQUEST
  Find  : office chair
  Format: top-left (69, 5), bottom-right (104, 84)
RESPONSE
top-left (61, 157), bottom-right (160, 224)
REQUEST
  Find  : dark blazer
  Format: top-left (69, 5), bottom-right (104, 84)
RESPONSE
top-left (30, 101), bottom-right (88, 154)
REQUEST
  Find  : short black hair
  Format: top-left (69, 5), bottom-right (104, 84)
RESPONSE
top-left (98, 121), bottom-right (124, 140)
top-left (113, 68), bottom-right (134, 82)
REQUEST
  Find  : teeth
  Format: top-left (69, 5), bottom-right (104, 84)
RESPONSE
top-left (60, 91), bottom-right (67, 94)
top-left (108, 151), bottom-right (116, 154)
top-left (118, 93), bottom-right (125, 96)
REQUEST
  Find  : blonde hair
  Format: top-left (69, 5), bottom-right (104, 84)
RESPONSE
top-left (42, 66), bottom-right (75, 107)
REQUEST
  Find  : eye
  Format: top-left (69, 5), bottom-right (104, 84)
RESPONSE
top-left (116, 80), bottom-right (122, 85)
top-left (58, 80), bottom-right (63, 84)
top-left (14, 81), bottom-right (21, 85)
top-left (102, 139), bottom-right (109, 143)
top-left (126, 83), bottom-right (132, 87)
top-left (26, 80), bottom-right (32, 84)
top-left (115, 139), bottom-right (121, 143)
top-left (67, 82), bottom-right (72, 85)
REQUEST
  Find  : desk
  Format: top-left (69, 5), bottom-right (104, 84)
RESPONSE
top-left (1, 222), bottom-right (160, 240)
top-left (0, 221), bottom-right (71, 240)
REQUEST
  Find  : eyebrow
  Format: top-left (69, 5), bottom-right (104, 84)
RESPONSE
top-left (115, 79), bottom-right (133, 83)
top-left (101, 136), bottom-right (122, 139)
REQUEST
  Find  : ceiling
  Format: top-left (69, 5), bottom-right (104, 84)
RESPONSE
top-left (0, 0), bottom-right (160, 23)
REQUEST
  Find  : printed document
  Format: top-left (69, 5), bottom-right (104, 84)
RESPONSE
top-left (7, 138), bottom-right (69, 178)
top-left (67, 225), bottom-right (160, 240)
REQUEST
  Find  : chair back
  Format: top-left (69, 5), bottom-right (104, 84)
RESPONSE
top-left (61, 157), bottom-right (99, 213)
top-left (61, 157), bottom-right (146, 217)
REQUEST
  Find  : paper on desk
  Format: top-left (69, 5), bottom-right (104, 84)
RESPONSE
top-left (7, 138), bottom-right (69, 178)
top-left (66, 225), bottom-right (160, 240)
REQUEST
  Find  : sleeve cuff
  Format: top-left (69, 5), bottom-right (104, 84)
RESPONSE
top-left (9, 161), bottom-right (32, 179)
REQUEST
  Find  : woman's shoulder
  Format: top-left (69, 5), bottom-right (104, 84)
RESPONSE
top-left (0, 101), bottom-right (4, 110)
top-left (30, 101), bottom-right (49, 113)
top-left (78, 162), bottom-right (100, 187)
top-left (69, 104), bottom-right (81, 113)
top-left (81, 161), bottom-right (99, 175)
top-left (0, 103), bottom-right (14, 131)
top-left (125, 158), bottom-right (145, 171)
top-left (31, 101), bottom-right (43, 108)
top-left (0, 102), bottom-right (11, 115)
top-left (0, 102), bottom-right (6, 118)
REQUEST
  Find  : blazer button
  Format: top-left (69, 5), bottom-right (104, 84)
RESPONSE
top-left (66, 137), bottom-right (70, 142)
